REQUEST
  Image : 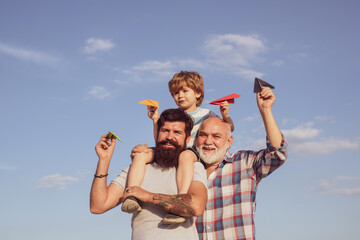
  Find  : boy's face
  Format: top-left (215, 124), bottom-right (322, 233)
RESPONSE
top-left (172, 86), bottom-right (201, 112)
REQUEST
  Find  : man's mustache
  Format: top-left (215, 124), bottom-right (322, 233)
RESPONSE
top-left (200, 144), bottom-right (217, 150)
top-left (158, 139), bottom-right (180, 148)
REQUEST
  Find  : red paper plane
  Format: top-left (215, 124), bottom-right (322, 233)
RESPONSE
top-left (209, 93), bottom-right (241, 105)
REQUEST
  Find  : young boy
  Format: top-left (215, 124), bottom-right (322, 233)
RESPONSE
top-left (122, 71), bottom-right (234, 223)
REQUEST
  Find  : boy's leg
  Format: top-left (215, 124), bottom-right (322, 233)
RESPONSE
top-left (121, 158), bottom-right (147, 213)
top-left (162, 150), bottom-right (197, 224)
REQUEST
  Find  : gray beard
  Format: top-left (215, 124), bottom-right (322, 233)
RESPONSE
top-left (196, 143), bottom-right (228, 165)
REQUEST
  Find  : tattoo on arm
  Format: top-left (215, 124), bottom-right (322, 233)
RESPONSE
top-left (153, 194), bottom-right (196, 217)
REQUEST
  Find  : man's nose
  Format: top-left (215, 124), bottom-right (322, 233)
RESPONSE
top-left (204, 136), bottom-right (213, 145)
top-left (166, 132), bottom-right (176, 140)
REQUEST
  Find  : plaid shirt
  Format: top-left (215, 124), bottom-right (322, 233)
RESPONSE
top-left (196, 137), bottom-right (288, 240)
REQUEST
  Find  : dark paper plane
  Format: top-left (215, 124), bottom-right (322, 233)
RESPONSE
top-left (253, 77), bottom-right (275, 93)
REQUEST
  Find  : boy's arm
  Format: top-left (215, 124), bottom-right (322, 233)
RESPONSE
top-left (148, 106), bottom-right (159, 141)
top-left (90, 134), bottom-right (125, 214)
top-left (257, 87), bottom-right (282, 147)
top-left (220, 101), bottom-right (235, 132)
top-left (177, 149), bottom-right (198, 194)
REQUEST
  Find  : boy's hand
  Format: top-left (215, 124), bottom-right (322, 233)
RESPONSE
top-left (219, 100), bottom-right (235, 132)
top-left (257, 87), bottom-right (276, 111)
top-left (95, 134), bottom-right (116, 162)
top-left (130, 144), bottom-right (154, 163)
top-left (220, 101), bottom-right (230, 119)
top-left (121, 186), bottom-right (153, 203)
top-left (147, 106), bottom-right (159, 121)
top-left (132, 148), bottom-right (154, 164)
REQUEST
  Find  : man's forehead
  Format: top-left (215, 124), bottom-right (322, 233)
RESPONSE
top-left (199, 125), bottom-right (223, 135)
top-left (199, 119), bottom-right (230, 137)
top-left (162, 121), bottom-right (186, 130)
top-left (201, 117), bottom-right (227, 130)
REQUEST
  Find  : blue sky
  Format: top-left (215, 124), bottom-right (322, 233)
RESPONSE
top-left (1, 0), bottom-right (360, 239)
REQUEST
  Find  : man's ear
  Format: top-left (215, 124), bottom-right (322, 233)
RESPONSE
top-left (185, 136), bottom-right (191, 146)
top-left (227, 136), bottom-right (233, 150)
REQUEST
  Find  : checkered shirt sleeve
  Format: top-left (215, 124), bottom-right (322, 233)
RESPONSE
top-left (196, 137), bottom-right (288, 240)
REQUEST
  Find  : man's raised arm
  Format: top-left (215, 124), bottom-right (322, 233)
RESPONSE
top-left (90, 134), bottom-right (124, 214)
top-left (257, 87), bottom-right (282, 147)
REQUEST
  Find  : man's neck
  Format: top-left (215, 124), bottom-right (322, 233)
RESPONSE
top-left (205, 161), bottom-right (222, 178)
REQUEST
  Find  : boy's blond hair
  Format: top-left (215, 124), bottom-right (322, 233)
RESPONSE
top-left (168, 71), bottom-right (205, 107)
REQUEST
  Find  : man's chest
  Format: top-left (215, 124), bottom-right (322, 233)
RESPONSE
top-left (141, 165), bottom-right (178, 195)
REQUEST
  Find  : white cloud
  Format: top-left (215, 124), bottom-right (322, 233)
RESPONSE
top-left (86, 86), bottom-right (112, 100)
top-left (282, 122), bottom-right (320, 141)
top-left (0, 42), bottom-right (59, 65)
top-left (203, 34), bottom-right (266, 67)
top-left (272, 60), bottom-right (284, 66)
top-left (132, 60), bottom-right (174, 72)
top-left (121, 60), bottom-right (176, 83)
top-left (320, 188), bottom-right (360, 195)
top-left (242, 114), bottom-right (258, 122)
top-left (37, 173), bottom-right (79, 190)
top-left (118, 34), bottom-right (268, 83)
top-left (315, 115), bottom-right (336, 123)
top-left (231, 68), bottom-right (263, 80)
top-left (312, 175), bottom-right (360, 196)
top-left (291, 138), bottom-right (358, 154)
top-left (176, 59), bottom-right (208, 69)
top-left (283, 122), bottom-right (359, 155)
top-left (83, 38), bottom-right (115, 54)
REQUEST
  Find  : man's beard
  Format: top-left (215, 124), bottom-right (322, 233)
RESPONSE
top-left (196, 143), bottom-right (228, 165)
top-left (154, 139), bottom-right (185, 169)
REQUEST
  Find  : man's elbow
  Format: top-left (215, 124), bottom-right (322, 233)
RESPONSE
top-left (191, 199), bottom-right (206, 217)
top-left (90, 205), bottom-right (106, 214)
top-left (193, 205), bottom-right (205, 217)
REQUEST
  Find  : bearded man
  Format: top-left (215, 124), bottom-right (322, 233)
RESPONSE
top-left (195, 87), bottom-right (288, 240)
top-left (90, 108), bottom-right (207, 240)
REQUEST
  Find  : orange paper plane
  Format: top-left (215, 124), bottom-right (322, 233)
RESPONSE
top-left (139, 99), bottom-right (159, 108)
top-left (209, 93), bottom-right (241, 105)
top-left (253, 77), bottom-right (275, 93)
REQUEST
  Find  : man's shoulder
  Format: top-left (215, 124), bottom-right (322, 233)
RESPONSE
top-left (223, 150), bottom-right (256, 166)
